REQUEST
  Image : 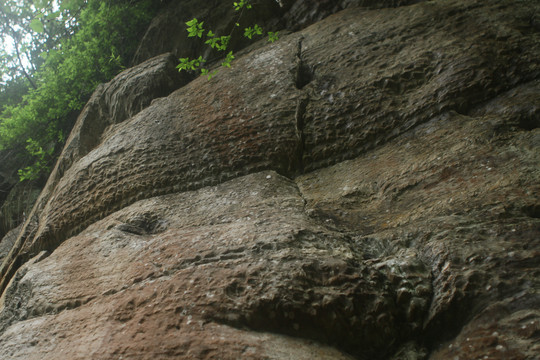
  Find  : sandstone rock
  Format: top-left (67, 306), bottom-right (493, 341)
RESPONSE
top-left (297, 87), bottom-right (540, 358)
top-left (0, 53), bottom-right (184, 297)
top-left (54, 52), bottom-right (184, 179)
top-left (0, 0), bottom-right (539, 358)
top-left (8, 0), bottom-right (539, 279)
top-left (0, 171), bottom-right (429, 359)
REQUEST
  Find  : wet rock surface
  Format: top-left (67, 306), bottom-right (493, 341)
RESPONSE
top-left (0, 52), bottom-right (184, 296)
top-left (0, 171), bottom-right (429, 359)
top-left (0, 0), bottom-right (539, 358)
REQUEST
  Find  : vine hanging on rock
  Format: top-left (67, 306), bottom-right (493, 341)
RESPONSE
top-left (177, 0), bottom-right (279, 80)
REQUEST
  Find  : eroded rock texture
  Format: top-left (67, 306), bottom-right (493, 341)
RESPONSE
top-left (0, 0), bottom-right (539, 359)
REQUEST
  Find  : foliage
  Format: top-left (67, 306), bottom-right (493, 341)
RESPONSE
top-left (17, 138), bottom-right (54, 182)
top-left (267, 31), bottom-right (279, 43)
top-left (186, 18), bottom-right (205, 38)
top-left (221, 51), bottom-right (235, 68)
top-left (0, 0), bottom-right (156, 181)
top-left (244, 24), bottom-right (263, 40)
top-left (177, 0), bottom-right (279, 80)
top-left (233, 1), bottom-right (252, 11)
top-left (0, 0), bottom-right (85, 89)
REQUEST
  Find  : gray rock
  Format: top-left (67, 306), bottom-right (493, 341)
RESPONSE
top-left (0, 225), bottom-right (21, 266)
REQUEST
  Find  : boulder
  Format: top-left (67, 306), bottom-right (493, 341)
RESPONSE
top-left (0, 52), bottom-right (184, 295)
top-left (0, 0), bottom-right (538, 358)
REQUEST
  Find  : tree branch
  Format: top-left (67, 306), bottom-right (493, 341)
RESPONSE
top-left (7, 24), bottom-right (37, 89)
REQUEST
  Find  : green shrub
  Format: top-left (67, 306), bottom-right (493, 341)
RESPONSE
top-left (0, 0), bottom-right (156, 181)
top-left (177, 0), bottom-right (279, 80)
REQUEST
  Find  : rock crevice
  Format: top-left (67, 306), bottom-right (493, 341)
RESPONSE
top-left (0, 0), bottom-right (538, 359)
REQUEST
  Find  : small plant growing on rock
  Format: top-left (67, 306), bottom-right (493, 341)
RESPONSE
top-left (177, 0), bottom-right (279, 80)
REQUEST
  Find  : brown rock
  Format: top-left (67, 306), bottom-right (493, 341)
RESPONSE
top-left (0, 52), bottom-right (185, 297)
top-left (0, 0), bottom-right (539, 358)
top-left (0, 171), bottom-right (385, 359)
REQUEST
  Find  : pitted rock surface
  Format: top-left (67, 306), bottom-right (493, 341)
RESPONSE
top-left (0, 171), bottom-right (431, 359)
top-left (0, 0), bottom-right (539, 359)
top-left (0, 52), bottom-right (184, 296)
top-left (297, 87), bottom-right (540, 358)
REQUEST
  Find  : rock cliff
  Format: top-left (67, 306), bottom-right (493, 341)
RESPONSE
top-left (0, 0), bottom-right (539, 359)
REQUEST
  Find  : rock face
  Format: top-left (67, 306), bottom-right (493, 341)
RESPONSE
top-left (0, 0), bottom-right (539, 359)
top-left (0, 150), bottom-right (42, 241)
top-left (131, 0), bottom-right (371, 65)
top-left (0, 182), bottom-right (41, 242)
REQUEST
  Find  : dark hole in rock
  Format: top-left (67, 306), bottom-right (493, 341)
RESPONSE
top-left (116, 214), bottom-right (168, 235)
top-left (522, 204), bottom-right (540, 219)
top-left (296, 63), bottom-right (314, 90)
top-left (517, 112), bottom-right (540, 131)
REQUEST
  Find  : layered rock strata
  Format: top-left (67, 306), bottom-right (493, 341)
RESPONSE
top-left (0, 0), bottom-right (538, 358)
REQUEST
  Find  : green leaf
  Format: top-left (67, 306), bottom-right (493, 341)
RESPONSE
top-left (244, 27), bottom-right (253, 39)
top-left (186, 18), bottom-right (198, 27)
top-left (46, 11), bottom-right (60, 20)
top-left (216, 36), bottom-right (230, 51)
top-left (244, 24), bottom-right (263, 39)
top-left (34, 0), bottom-right (48, 10)
top-left (221, 51), bottom-right (235, 68)
top-left (205, 37), bottom-right (219, 48)
top-left (268, 31), bottom-right (279, 43)
top-left (254, 24), bottom-right (262, 35)
top-left (29, 18), bottom-right (45, 33)
top-left (186, 18), bottom-right (205, 37)
top-left (233, 0), bottom-right (252, 11)
top-left (201, 68), bottom-right (218, 80)
top-left (177, 56), bottom-right (205, 72)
